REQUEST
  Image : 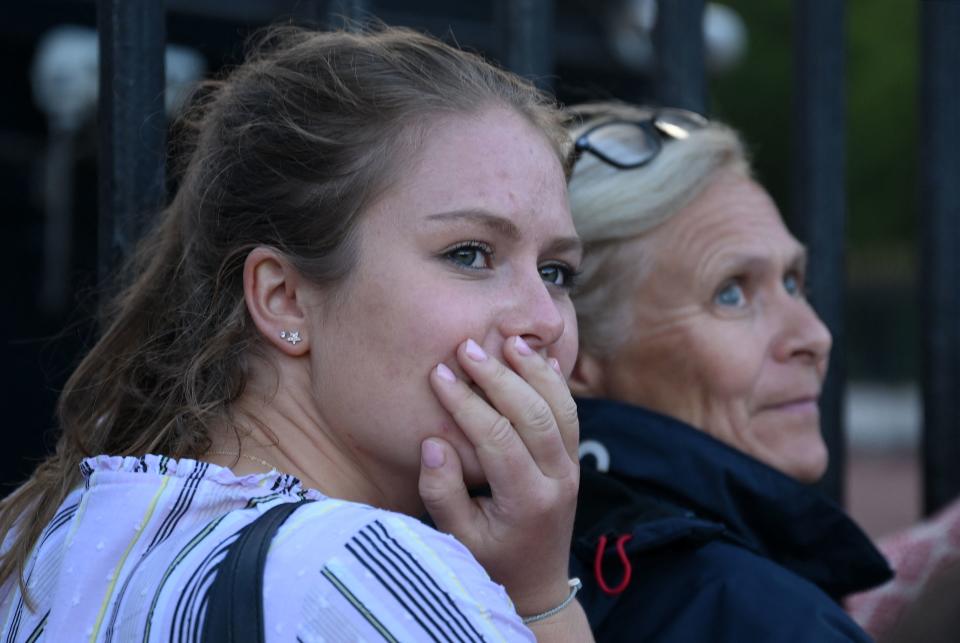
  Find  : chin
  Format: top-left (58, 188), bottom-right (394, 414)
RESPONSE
top-left (781, 442), bottom-right (830, 484)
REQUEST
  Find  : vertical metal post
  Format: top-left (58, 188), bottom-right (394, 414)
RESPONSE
top-left (325, 0), bottom-right (371, 30)
top-left (652, 0), bottom-right (706, 113)
top-left (97, 0), bottom-right (167, 285)
top-left (920, 0), bottom-right (960, 515)
top-left (294, 0), bottom-right (326, 24)
top-left (792, 0), bottom-right (846, 504)
top-left (495, 0), bottom-right (555, 91)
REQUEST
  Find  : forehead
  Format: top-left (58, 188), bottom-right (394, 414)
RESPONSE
top-left (652, 172), bottom-right (803, 271)
top-left (369, 107), bottom-right (573, 235)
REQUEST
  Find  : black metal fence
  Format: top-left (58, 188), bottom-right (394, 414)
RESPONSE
top-left (96, 0), bottom-right (167, 285)
top-left (792, 0), bottom-right (847, 506)
top-left (92, 0), bottom-right (956, 513)
top-left (920, 0), bottom-right (960, 516)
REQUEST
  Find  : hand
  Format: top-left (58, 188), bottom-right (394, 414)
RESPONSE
top-left (418, 336), bottom-right (580, 617)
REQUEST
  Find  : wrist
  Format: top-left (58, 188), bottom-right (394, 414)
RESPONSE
top-left (523, 600), bottom-right (593, 643)
top-left (518, 578), bottom-right (582, 625)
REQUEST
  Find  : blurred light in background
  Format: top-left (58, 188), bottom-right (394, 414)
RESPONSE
top-left (31, 25), bottom-right (206, 129)
top-left (30, 25), bottom-right (205, 315)
top-left (607, 1), bottom-right (747, 75)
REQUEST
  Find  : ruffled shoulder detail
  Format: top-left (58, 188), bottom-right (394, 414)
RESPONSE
top-left (79, 454), bottom-right (324, 500)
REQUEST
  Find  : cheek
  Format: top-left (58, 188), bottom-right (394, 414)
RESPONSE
top-left (610, 321), bottom-right (767, 427)
top-left (556, 305), bottom-right (580, 378)
top-left (687, 324), bottom-right (767, 410)
top-left (330, 275), bottom-right (466, 385)
top-left (377, 281), bottom-right (503, 383)
top-left (607, 330), bottom-right (699, 413)
top-left (672, 315), bottom-right (768, 404)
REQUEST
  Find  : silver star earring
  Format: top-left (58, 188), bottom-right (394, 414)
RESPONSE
top-left (279, 329), bottom-right (302, 345)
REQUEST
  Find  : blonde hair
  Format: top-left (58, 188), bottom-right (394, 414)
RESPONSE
top-left (566, 101), bottom-right (750, 356)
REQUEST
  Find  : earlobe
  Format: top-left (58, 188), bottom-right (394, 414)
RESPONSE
top-left (243, 247), bottom-right (311, 356)
top-left (569, 352), bottom-right (607, 398)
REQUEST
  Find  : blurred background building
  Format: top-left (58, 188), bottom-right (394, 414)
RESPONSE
top-left (3, 0), bottom-right (923, 539)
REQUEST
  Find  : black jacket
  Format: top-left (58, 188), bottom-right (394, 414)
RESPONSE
top-left (571, 398), bottom-right (892, 642)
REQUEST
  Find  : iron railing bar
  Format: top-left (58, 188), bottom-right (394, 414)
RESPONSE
top-left (96, 0), bottom-right (167, 286)
top-left (652, 0), bottom-right (706, 114)
top-left (792, 0), bottom-right (847, 505)
top-left (920, 0), bottom-right (960, 516)
top-left (323, 0), bottom-right (371, 30)
top-left (495, 0), bottom-right (555, 91)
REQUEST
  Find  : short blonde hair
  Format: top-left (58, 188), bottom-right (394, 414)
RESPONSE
top-left (567, 101), bottom-right (750, 356)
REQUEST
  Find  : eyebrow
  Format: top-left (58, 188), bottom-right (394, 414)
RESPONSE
top-left (712, 246), bottom-right (808, 275)
top-left (425, 209), bottom-right (583, 257)
top-left (426, 209), bottom-right (521, 239)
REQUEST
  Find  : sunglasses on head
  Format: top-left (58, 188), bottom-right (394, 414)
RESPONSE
top-left (569, 108), bottom-right (709, 171)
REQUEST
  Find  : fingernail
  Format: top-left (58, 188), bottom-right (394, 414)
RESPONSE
top-left (422, 439), bottom-right (445, 469)
top-left (514, 336), bottom-right (534, 356)
top-left (436, 363), bottom-right (456, 382)
top-left (548, 358), bottom-right (562, 374)
top-left (465, 339), bottom-right (487, 362)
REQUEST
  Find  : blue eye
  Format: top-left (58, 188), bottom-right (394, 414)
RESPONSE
top-left (784, 272), bottom-right (802, 297)
top-left (715, 281), bottom-right (746, 307)
top-left (444, 242), bottom-right (492, 270)
top-left (539, 263), bottom-right (578, 289)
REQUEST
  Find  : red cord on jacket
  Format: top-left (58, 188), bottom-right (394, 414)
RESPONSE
top-left (593, 533), bottom-right (633, 595)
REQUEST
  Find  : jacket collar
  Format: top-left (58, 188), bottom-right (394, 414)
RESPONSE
top-left (576, 397), bottom-right (892, 597)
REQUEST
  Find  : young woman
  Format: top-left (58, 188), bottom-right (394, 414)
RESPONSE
top-left (0, 27), bottom-right (592, 642)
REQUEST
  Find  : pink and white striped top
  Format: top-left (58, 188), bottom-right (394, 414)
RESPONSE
top-left (0, 454), bottom-right (533, 642)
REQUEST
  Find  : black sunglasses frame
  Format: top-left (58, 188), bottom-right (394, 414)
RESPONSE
top-left (570, 108), bottom-right (708, 171)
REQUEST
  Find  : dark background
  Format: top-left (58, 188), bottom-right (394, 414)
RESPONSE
top-left (3, 1), bottom-right (917, 495)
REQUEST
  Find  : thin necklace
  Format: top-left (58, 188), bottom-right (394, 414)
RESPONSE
top-left (208, 450), bottom-right (279, 472)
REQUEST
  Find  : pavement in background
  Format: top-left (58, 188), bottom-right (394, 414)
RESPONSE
top-left (847, 450), bottom-right (921, 540)
top-left (845, 382), bottom-right (921, 540)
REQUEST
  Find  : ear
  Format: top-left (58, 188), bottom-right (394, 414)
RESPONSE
top-left (243, 246), bottom-right (312, 357)
top-left (569, 351), bottom-right (608, 398)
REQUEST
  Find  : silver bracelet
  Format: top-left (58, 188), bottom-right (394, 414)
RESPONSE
top-left (520, 578), bottom-right (583, 625)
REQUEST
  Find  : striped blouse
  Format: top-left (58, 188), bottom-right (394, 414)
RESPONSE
top-left (0, 455), bottom-right (534, 642)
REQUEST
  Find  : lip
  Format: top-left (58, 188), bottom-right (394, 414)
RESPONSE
top-left (758, 396), bottom-right (820, 415)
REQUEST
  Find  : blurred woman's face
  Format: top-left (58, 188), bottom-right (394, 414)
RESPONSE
top-left (579, 171), bottom-right (831, 482)
top-left (303, 107), bottom-right (581, 511)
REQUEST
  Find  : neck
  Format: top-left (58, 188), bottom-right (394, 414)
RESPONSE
top-left (210, 362), bottom-right (424, 515)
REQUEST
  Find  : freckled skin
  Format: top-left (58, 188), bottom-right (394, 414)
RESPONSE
top-left (585, 172), bottom-right (832, 482)
top-left (299, 108), bottom-right (580, 512)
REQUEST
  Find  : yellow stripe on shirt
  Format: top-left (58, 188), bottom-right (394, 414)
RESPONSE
top-left (89, 476), bottom-right (170, 642)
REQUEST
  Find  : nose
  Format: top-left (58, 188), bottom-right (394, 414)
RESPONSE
top-left (772, 296), bottom-right (833, 369)
top-left (497, 272), bottom-right (567, 352)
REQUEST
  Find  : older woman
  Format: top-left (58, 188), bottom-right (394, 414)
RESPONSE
top-left (564, 102), bottom-right (891, 641)
top-left (0, 27), bottom-right (592, 641)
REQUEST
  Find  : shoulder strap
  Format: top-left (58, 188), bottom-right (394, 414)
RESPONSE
top-left (202, 500), bottom-right (313, 643)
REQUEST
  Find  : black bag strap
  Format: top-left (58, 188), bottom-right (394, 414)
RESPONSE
top-left (202, 500), bottom-right (313, 642)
